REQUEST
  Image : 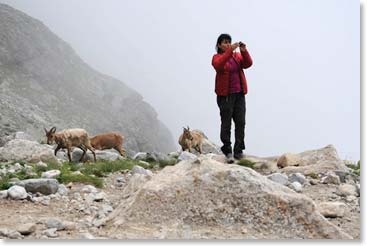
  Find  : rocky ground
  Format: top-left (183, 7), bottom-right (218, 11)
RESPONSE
top-left (0, 161), bottom-right (360, 239)
top-left (0, 136), bottom-right (361, 240)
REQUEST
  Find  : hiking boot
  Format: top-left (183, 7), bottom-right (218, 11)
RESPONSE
top-left (234, 152), bottom-right (244, 160)
top-left (225, 153), bottom-right (235, 164)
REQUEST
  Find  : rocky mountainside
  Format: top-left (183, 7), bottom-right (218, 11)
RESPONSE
top-left (0, 3), bottom-right (175, 154)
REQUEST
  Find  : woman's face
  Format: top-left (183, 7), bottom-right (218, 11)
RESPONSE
top-left (218, 39), bottom-right (231, 52)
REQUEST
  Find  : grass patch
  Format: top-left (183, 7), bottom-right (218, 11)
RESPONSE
top-left (158, 159), bottom-right (177, 168)
top-left (81, 159), bottom-right (139, 177)
top-left (346, 160), bottom-right (360, 177)
top-left (0, 169), bottom-right (39, 190)
top-left (237, 159), bottom-right (256, 169)
top-left (0, 174), bottom-right (13, 190)
top-left (33, 160), bottom-right (61, 175)
top-left (57, 173), bottom-right (103, 188)
top-left (1, 158), bottom-right (153, 190)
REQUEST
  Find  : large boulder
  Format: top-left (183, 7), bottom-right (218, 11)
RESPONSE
top-left (0, 139), bottom-right (57, 163)
top-left (15, 178), bottom-right (59, 195)
top-left (201, 139), bottom-right (221, 155)
top-left (103, 157), bottom-right (351, 239)
top-left (279, 145), bottom-right (348, 175)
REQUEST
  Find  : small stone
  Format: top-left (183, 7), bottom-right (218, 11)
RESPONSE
top-left (8, 185), bottom-right (27, 200)
top-left (41, 170), bottom-right (61, 179)
top-left (80, 232), bottom-right (96, 239)
top-left (318, 202), bottom-right (346, 218)
top-left (321, 173), bottom-right (340, 185)
top-left (346, 195), bottom-right (357, 203)
top-left (339, 184), bottom-right (358, 197)
top-left (267, 173), bottom-right (288, 186)
top-left (289, 182), bottom-right (302, 192)
top-left (46, 218), bottom-right (65, 230)
top-left (41, 199), bottom-right (50, 206)
top-left (81, 185), bottom-right (98, 193)
top-left (36, 161), bottom-right (48, 168)
top-left (8, 230), bottom-right (23, 239)
top-left (288, 173), bottom-right (307, 184)
top-left (16, 223), bottom-right (37, 235)
top-left (310, 179), bottom-right (318, 185)
top-left (116, 176), bottom-right (125, 183)
top-left (43, 228), bottom-right (58, 238)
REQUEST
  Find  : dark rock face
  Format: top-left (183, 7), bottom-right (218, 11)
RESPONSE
top-left (0, 4), bottom-right (175, 153)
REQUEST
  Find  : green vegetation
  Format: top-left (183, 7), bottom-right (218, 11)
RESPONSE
top-left (1, 157), bottom-right (176, 190)
top-left (158, 159), bottom-right (177, 168)
top-left (346, 160), bottom-right (360, 176)
top-left (237, 159), bottom-right (256, 169)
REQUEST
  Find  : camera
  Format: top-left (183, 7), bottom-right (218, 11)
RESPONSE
top-left (239, 42), bottom-right (245, 47)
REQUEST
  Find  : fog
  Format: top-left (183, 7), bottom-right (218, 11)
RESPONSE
top-left (0, 0), bottom-right (360, 161)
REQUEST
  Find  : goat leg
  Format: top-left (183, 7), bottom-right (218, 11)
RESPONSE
top-left (86, 145), bottom-right (96, 162)
top-left (114, 147), bottom-right (126, 157)
top-left (54, 145), bottom-right (61, 156)
top-left (79, 146), bottom-right (87, 162)
top-left (67, 147), bottom-right (72, 162)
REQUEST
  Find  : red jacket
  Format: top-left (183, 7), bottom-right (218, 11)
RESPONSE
top-left (212, 48), bottom-right (253, 96)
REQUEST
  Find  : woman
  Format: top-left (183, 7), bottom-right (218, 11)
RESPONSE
top-left (211, 33), bottom-right (253, 162)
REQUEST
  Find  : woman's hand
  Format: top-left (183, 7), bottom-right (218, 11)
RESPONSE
top-left (239, 42), bottom-right (247, 52)
top-left (231, 42), bottom-right (240, 51)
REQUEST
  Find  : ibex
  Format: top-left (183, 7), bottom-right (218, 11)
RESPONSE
top-left (90, 132), bottom-right (126, 157)
top-left (178, 126), bottom-right (204, 154)
top-left (44, 127), bottom-right (96, 162)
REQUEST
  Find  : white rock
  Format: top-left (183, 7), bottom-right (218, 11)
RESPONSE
top-left (289, 182), bottom-right (303, 192)
top-left (41, 170), bottom-right (61, 179)
top-left (177, 151), bottom-right (198, 162)
top-left (131, 165), bottom-right (152, 176)
top-left (267, 173), bottom-right (288, 185)
top-left (133, 152), bottom-right (147, 160)
top-left (57, 184), bottom-right (69, 196)
top-left (81, 185), bottom-right (98, 193)
top-left (8, 185), bottom-right (27, 200)
top-left (43, 228), bottom-right (58, 238)
top-left (13, 163), bottom-right (23, 171)
top-left (36, 161), bottom-right (48, 168)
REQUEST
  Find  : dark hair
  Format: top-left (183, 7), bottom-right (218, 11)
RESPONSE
top-left (216, 33), bottom-right (232, 54)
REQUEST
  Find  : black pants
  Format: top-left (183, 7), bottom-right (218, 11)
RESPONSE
top-left (217, 93), bottom-right (246, 155)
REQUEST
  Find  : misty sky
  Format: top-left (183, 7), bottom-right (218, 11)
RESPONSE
top-left (0, 0), bottom-right (360, 161)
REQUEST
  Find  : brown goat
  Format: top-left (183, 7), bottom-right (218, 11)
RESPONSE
top-left (90, 132), bottom-right (126, 157)
top-left (178, 126), bottom-right (203, 154)
top-left (44, 127), bottom-right (96, 162)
